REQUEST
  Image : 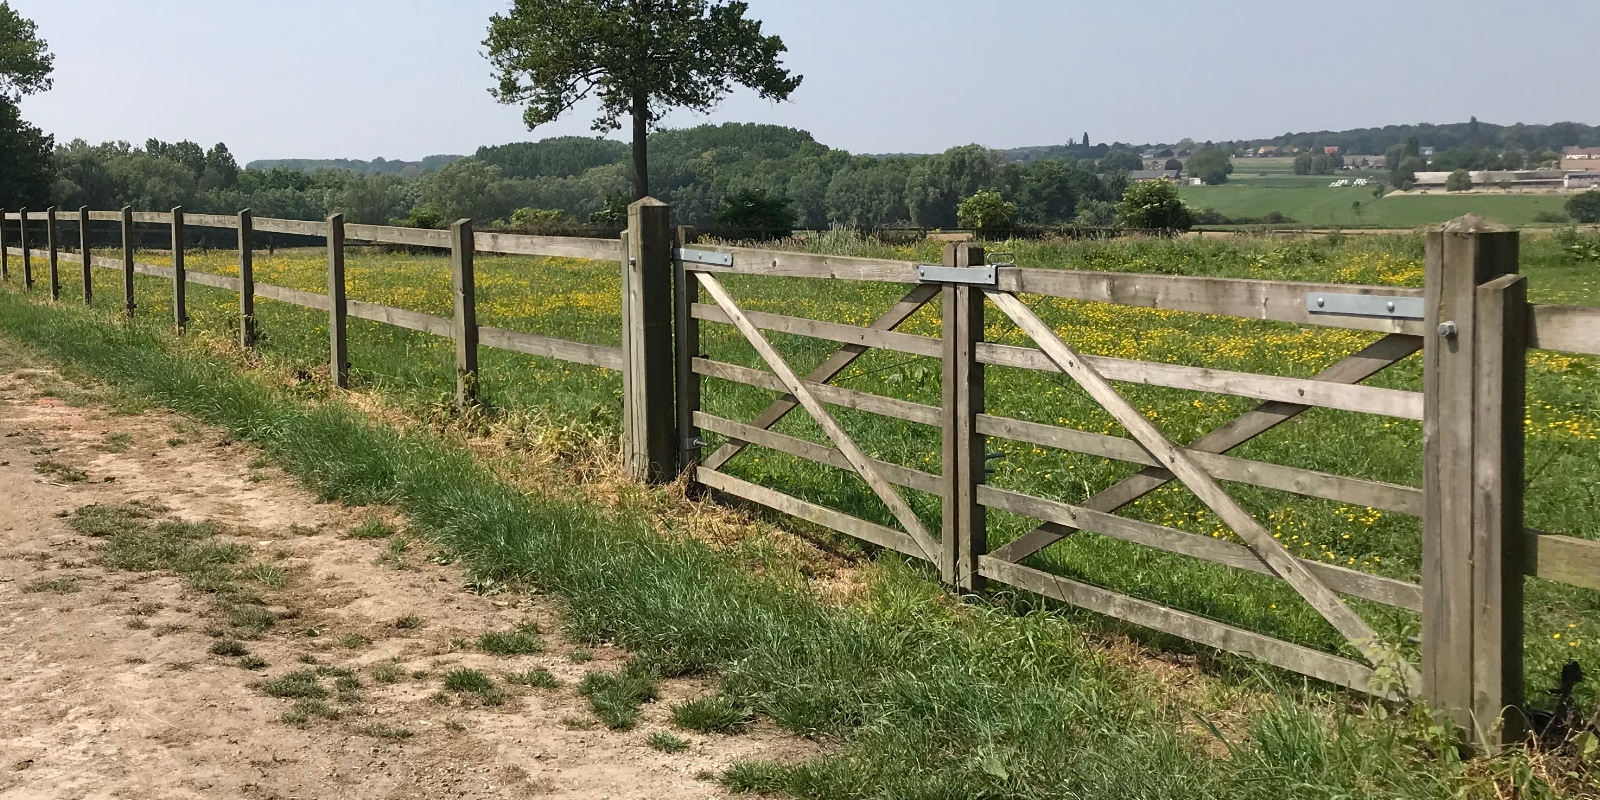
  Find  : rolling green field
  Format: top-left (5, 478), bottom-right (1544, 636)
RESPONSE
top-left (15, 229), bottom-right (1598, 706)
top-left (1180, 156), bottom-right (1578, 228)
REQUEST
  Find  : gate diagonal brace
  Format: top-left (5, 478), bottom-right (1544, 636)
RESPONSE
top-left (697, 272), bottom-right (943, 565)
top-left (984, 289), bottom-right (1421, 689)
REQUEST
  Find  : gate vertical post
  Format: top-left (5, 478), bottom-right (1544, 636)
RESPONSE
top-left (1, 208), bottom-right (8, 282)
top-left (941, 243), bottom-right (987, 591)
top-left (20, 208), bottom-right (31, 289)
top-left (171, 207), bottom-right (187, 330)
top-left (79, 207), bottom-right (92, 304)
top-left (450, 218), bottom-right (478, 408)
top-left (622, 198), bottom-right (676, 484)
top-left (675, 225), bottom-right (702, 476)
top-left (238, 210), bottom-right (256, 347)
top-left (46, 207), bottom-right (59, 301)
top-left (120, 207), bottom-right (135, 319)
top-left (327, 214), bottom-right (348, 388)
top-left (1423, 214), bottom-right (1524, 744)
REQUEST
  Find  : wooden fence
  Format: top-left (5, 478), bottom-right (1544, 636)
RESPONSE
top-left (3, 201), bottom-right (1599, 744)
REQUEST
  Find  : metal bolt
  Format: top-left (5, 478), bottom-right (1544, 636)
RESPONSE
top-left (1316, 297), bottom-right (1326, 308)
top-left (1437, 320), bottom-right (1459, 338)
top-left (1386, 301), bottom-right (1396, 312)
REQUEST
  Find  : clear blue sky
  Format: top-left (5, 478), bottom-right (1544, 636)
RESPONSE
top-left (12, 0), bottom-right (1597, 162)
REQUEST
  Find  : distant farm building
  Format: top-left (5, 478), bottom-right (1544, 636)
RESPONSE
top-left (1563, 146), bottom-right (1600, 172)
top-left (1128, 170), bottom-right (1182, 183)
top-left (1411, 170), bottom-right (1567, 189)
top-left (1568, 172), bottom-right (1600, 190)
top-left (1342, 154), bottom-right (1387, 169)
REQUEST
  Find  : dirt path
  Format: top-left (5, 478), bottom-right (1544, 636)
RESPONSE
top-left (0, 367), bottom-right (814, 799)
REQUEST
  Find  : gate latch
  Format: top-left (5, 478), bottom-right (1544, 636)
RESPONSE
top-left (1306, 292), bottom-right (1424, 321)
top-left (916, 264), bottom-right (999, 286)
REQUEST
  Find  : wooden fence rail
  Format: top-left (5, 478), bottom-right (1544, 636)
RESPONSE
top-left (3, 203), bottom-right (1600, 746)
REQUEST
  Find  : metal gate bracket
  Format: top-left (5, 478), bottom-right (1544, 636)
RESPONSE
top-left (916, 264), bottom-right (998, 286)
top-left (675, 248), bottom-right (733, 267)
top-left (1306, 292), bottom-right (1425, 321)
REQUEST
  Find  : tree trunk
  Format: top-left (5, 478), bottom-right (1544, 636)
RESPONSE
top-left (631, 92), bottom-right (649, 200)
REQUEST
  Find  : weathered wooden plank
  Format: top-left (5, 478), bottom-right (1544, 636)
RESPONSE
top-left (623, 200), bottom-right (678, 483)
top-left (978, 342), bottom-right (1423, 420)
top-left (1527, 304), bottom-right (1600, 356)
top-left (170, 208), bottom-right (186, 329)
top-left (699, 271), bottom-right (942, 564)
top-left (451, 220), bottom-right (478, 406)
top-left (1472, 270), bottom-right (1528, 743)
top-left (239, 210), bottom-right (256, 347)
top-left (976, 414), bottom-right (1423, 516)
top-left (49, 209), bottom-right (82, 222)
top-left (478, 326), bottom-right (624, 371)
top-left (473, 231), bottom-right (621, 261)
top-left (943, 243), bottom-right (986, 590)
top-left (185, 270), bottom-right (240, 291)
top-left (998, 267), bottom-right (1428, 335)
top-left (346, 300), bottom-right (453, 336)
top-left (1528, 532), bottom-right (1600, 590)
top-left (181, 213), bottom-right (237, 229)
top-left (675, 225), bottom-right (702, 472)
top-left (131, 211), bottom-right (171, 224)
top-left (694, 411), bottom-right (944, 496)
top-left (0, 208), bottom-right (7, 281)
top-left (979, 485), bottom-right (1423, 611)
top-left (254, 281), bottom-right (332, 311)
top-left (1422, 218), bottom-right (1515, 731)
top-left (119, 208), bottom-right (134, 317)
top-left (694, 358), bottom-right (942, 427)
top-left (693, 303), bottom-right (942, 358)
top-left (78, 206), bottom-right (91, 304)
top-left (88, 210), bottom-right (124, 222)
top-left (46, 207), bottom-right (60, 301)
top-left (684, 245), bottom-right (921, 283)
top-left (988, 334), bottom-right (1423, 565)
top-left (346, 223), bottom-right (451, 248)
top-left (327, 215), bottom-right (349, 388)
top-left (978, 556), bottom-right (1388, 696)
top-left (255, 217), bottom-right (328, 237)
top-left (18, 209), bottom-right (30, 289)
top-left (701, 284), bottom-right (942, 472)
top-left (987, 289), bottom-right (1407, 682)
top-left (698, 467), bottom-right (926, 560)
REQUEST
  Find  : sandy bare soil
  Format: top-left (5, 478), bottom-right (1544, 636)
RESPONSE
top-left (0, 368), bottom-right (815, 800)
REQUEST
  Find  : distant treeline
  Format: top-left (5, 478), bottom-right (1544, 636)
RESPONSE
top-left (245, 154), bottom-right (465, 177)
top-left (42, 124), bottom-right (1135, 233)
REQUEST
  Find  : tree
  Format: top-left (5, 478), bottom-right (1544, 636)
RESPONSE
top-left (1293, 154), bottom-right (1314, 175)
top-left (956, 190), bottom-right (1017, 233)
top-left (1073, 199), bottom-right (1115, 228)
top-left (1391, 156), bottom-right (1424, 190)
top-left (1015, 159), bottom-right (1105, 223)
top-left (418, 159), bottom-right (514, 222)
top-left (1097, 149), bottom-right (1142, 174)
top-left (715, 188), bottom-right (797, 236)
top-left (0, 2), bottom-right (53, 102)
top-left (486, 0), bottom-right (802, 201)
top-left (1445, 168), bottom-right (1473, 192)
top-left (1163, 158), bottom-right (1183, 172)
top-left (903, 144), bottom-right (1000, 228)
top-left (1569, 191), bottom-right (1600, 224)
top-left (1186, 148), bottom-right (1233, 185)
top-left (1115, 179), bottom-right (1193, 231)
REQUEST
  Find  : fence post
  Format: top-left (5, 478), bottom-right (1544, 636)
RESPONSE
top-left (46, 206), bottom-right (59, 301)
top-left (171, 207), bottom-right (186, 330)
top-left (450, 218), bottom-right (478, 408)
top-left (238, 210), bottom-right (255, 347)
top-left (1422, 214), bottom-right (1524, 745)
top-left (19, 208), bottom-right (30, 289)
top-left (1, 208), bottom-right (8, 282)
top-left (674, 224), bottom-right (701, 475)
top-left (941, 243), bottom-right (988, 590)
top-left (20, 209), bottom-right (31, 289)
top-left (121, 207), bottom-right (135, 319)
top-left (79, 206), bottom-right (92, 304)
top-left (622, 197), bottom-right (676, 484)
top-left (327, 214), bottom-right (348, 389)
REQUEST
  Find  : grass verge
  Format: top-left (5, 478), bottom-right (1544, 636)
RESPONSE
top-left (0, 287), bottom-right (1586, 798)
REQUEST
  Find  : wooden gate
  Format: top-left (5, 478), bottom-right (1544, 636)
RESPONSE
top-left (670, 217), bottom-right (1600, 740)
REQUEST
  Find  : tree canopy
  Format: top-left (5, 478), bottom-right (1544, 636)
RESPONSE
top-left (1115, 180), bottom-right (1193, 231)
top-left (0, 1), bottom-right (52, 103)
top-left (1569, 191), bottom-right (1600, 225)
top-left (0, 2), bottom-right (52, 207)
top-left (485, 0), bottom-right (801, 200)
top-left (1186, 148), bottom-right (1233, 185)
